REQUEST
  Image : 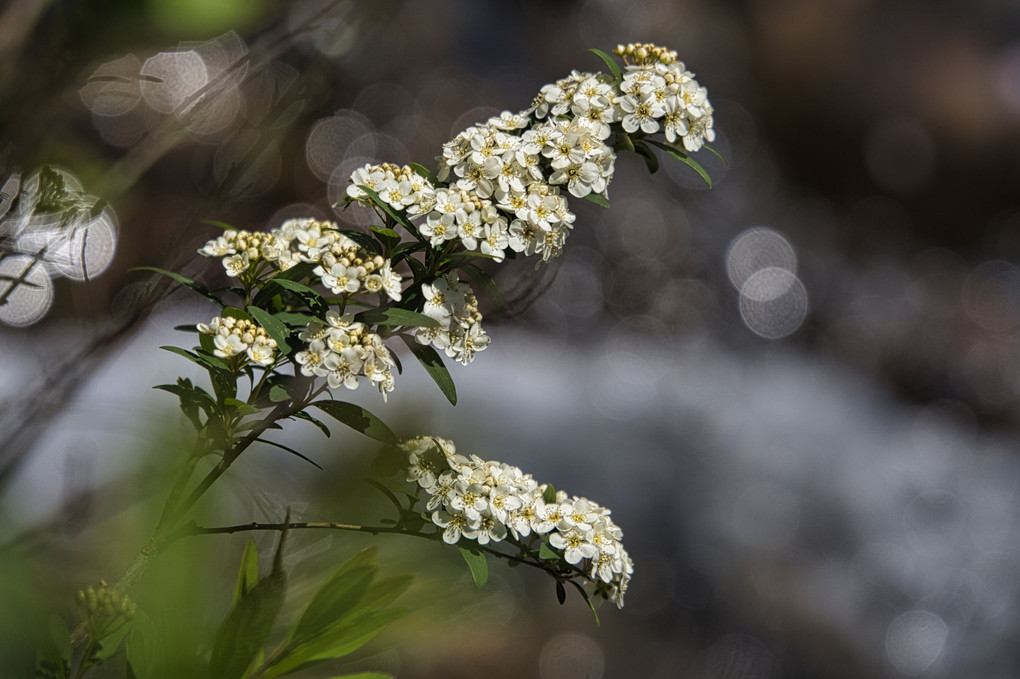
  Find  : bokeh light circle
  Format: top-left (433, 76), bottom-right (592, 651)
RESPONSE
top-left (0, 255), bottom-right (54, 327)
top-left (738, 267), bottom-right (808, 339)
top-left (538, 633), bottom-right (604, 679)
top-left (885, 610), bottom-right (948, 675)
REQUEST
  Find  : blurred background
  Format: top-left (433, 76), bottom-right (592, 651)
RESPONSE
top-left (3, 0), bottom-right (1020, 677)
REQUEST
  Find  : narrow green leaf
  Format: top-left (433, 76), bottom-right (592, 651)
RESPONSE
top-left (408, 161), bottom-right (439, 185)
top-left (589, 47), bottom-right (623, 83)
top-left (131, 266), bottom-right (225, 307)
top-left (458, 547), bottom-right (488, 588)
top-left (247, 305), bottom-right (292, 353)
top-left (644, 140), bottom-right (712, 187)
top-left (312, 400), bottom-right (396, 444)
top-left (399, 337), bottom-right (457, 406)
top-left (224, 398), bottom-right (260, 416)
top-left (270, 279), bottom-right (330, 318)
top-left (290, 549), bottom-right (378, 642)
top-left (292, 410), bottom-right (331, 438)
top-left (439, 251), bottom-right (499, 268)
top-left (583, 192), bottom-right (610, 208)
top-left (174, 323), bottom-right (200, 332)
top-left (614, 131), bottom-right (635, 153)
top-left (273, 311), bottom-right (317, 326)
top-left (270, 261), bottom-right (317, 283)
top-left (632, 140), bottom-right (659, 174)
top-left (542, 484), bottom-right (557, 504)
top-left (202, 219), bottom-right (239, 231)
top-left (159, 345), bottom-right (230, 373)
top-left (153, 383), bottom-right (216, 410)
top-left (555, 581), bottom-right (567, 605)
top-left (703, 143), bottom-right (728, 166)
top-left (256, 437), bottom-right (323, 470)
top-left (569, 580), bottom-right (601, 627)
top-left (233, 539), bottom-right (260, 607)
top-left (209, 570), bottom-right (287, 679)
top-left (353, 307), bottom-right (440, 328)
top-left (356, 185), bottom-right (423, 241)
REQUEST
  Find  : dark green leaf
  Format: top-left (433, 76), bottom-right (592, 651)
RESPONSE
top-left (288, 549), bottom-right (378, 643)
top-left (583, 192), bottom-right (610, 208)
top-left (589, 47), bottom-right (623, 83)
top-left (270, 261), bottom-right (317, 283)
top-left (224, 398), bottom-right (260, 416)
top-left (353, 307), bottom-right (440, 328)
top-left (247, 305), bottom-right (292, 353)
top-left (370, 226), bottom-right (400, 251)
top-left (614, 131), bottom-right (635, 153)
top-left (270, 279), bottom-right (330, 318)
top-left (209, 570), bottom-right (286, 679)
top-left (399, 338), bottom-right (456, 406)
top-left (312, 400), bottom-right (396, 444)
top-left (569, 580), bottom-right (601, 627)
top-left (202, 219), bottom-right (239, 231)
top-left (174, 324), bottom-right (200, 332)
top-left (256, 437), bottom-right (323, 469)
top-left (405, 256), bottom-right (426, 283)
top-left (233, 539), bottom-right (260, 607)
top-left (292, 410), bottom-right (331, 438)
top-left (556, 581), bottom-right (567, 605)
top-left (644, 140), bottom-right (712, 187)
top-left (221, 307), bottom-right (250, 321)
top-left (439, 251), bottom-right (500, 269)
top-left (356, 186), bottom-right (423, 242)
top-left (391, 241), bottom-right (426, 261)
top-left (159, 345), bottom-right (230, 373)
top-left (539, 540), bottom-right (559, 561)
top-left (408, 162), bottom-right (439, 185)
top-left (272, 311), bottom-right (317, 326)
top-left (339, 229), bottom-right (382, 254)
top-left (632, 140), bottom-right (659, 174)
top-left (131, 266), bottom-right (225, 307)
top-left (458, 546), bottom-right (488, 588)
top-left (703, 143), bottom-right (728, 166)
top-left (542, 484), bottom-right (557, 504)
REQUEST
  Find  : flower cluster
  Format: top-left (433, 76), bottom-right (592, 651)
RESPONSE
top-left (415, 272), bottom-right (490, 366)
top-left (198, 229), bottom-right (285, 278)
top-left (401, 436), bottom-right (633, 608)
top-left (294, 310), bottom-right (397, 399)
top-left (347, 162), bottom-right (437, 217)
top-left (77, 581), bottom-right (136, 640)
top-left (197, 315), bottom-right (279, 366)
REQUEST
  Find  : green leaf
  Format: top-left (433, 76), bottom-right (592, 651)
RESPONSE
top-left (209, 569), bottom-right (287, 679)
top-left (356, 185), bottom-right (421, 239)
top-left (125, 611), bottom-right (165, 679)
top-left (268, 384), bottom-right (290, 403)
top-left (632, 140), bottom-right (659, 174)
top-left (556, 581), bottom-right (567, 605)
top-left (399, 337), bottom-right (457, 406)
top-left (159, 345), bottom-right (230, 373)
top-left (539, 540), bottom-right (559, 561)
top-left (270, 279), bottom-right (330, 318)
top-left (131, 266), bottom-right (225, 307)
top-left (458, 546), bottom-right (488, 588)
top-left (247, 305), bottom-right (292, 353)
top-left (458, 263), bottom-right (505, 313)
top-left (614, 131), bottom-right (635, 153)
top-left (224, 397), bottom-right (260, 416)
top-left (311, 400), bottom-right (396, 444)
top-left (408, 161), bottom-right (439, 185)
top-left (272, 311), bottom-right (317, 326)
top-left (589, 47), bottom-right (623, 83)
top-left (583, 193), bottom-right (610, 208)
top-left (703, 143), bottom-right (728, 166)
top-left (542, 484), bottom-right (557, 504)
top-left (233, 539), bottom-right (260, 607)
top-left (370, 226), bottom-right (400, 251)
top-left (644, 140), bottom-right (712, 187)
top-left (353, 307), bottom-right (439, 328)
top-left (256, 437), bottom-right (323, 470)
top-left (569, 580), bottom-right (601, 627)
top-left (270, 260), bottom-right (317, 283)
top-left (292, 410), bottom-right (331, 438)
top-left (202, 219), bottom-right (239, 231)
top-left (221, 307), bottom-right (250, 322)
top-left (439, 251), bottom-right (500, 269)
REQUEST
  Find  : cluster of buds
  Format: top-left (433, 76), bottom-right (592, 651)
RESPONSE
top-left (401, 436), bottom-right (633, 608)
top-left (415, 272), bottom-right (490, 366)
top-left (313, 234), bottom-right (402, 301)
top-left (294, 310), bottom-right (397, 399)
top-left (613, 42), bottom-right (679, 65)
top-left (198, 229), bottom-right (283, 278)
top-left (197, 315), bottom-right (278, 366)
top-left (76, 582), bottom-right (137, 640)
